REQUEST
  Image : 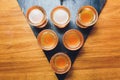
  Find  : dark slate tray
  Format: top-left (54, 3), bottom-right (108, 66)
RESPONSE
top-left (17, 0), bottom-right (106, 80)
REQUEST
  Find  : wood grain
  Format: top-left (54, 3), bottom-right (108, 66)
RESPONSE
top-left (0, 0), bottom-right (120, 80)
top-left (0, 0), bottom-right (57, 80)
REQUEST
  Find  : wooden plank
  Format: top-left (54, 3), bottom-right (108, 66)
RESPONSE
top-left (0, 0), bottom-right (56, 80)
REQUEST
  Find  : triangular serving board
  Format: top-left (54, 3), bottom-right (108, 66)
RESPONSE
top-left (17, 0), bottom-right (106, 80)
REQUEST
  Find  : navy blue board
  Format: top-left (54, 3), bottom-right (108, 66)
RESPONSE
top-left (17, 0), bottom-right (106, 80)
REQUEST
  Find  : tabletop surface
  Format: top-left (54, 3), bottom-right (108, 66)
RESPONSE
top-left (0, 0), bottom-right (120, 80)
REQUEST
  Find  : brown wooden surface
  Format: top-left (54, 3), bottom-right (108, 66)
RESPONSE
top-left (0, 0), bottom-right (120, 80)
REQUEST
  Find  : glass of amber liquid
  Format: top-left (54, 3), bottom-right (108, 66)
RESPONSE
top-left (50, 52), bottom-right (71, 74)
top-left (76, 6), bottom-right (98, 28)
top-left (37, 29), bottom-right (58, 51)
top-left (63, 29), bottom-right (84, 51)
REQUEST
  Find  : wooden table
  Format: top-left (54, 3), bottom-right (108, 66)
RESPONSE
top-left (0, 0), bottom-right (120, 80)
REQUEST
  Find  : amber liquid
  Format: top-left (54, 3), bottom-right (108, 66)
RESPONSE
top-left (65, 31), bottom-right (81, 48)
top-left (79, 8), bottom-right (95, 25)
top-left (41, 32), bottom-right (56, 48)
top-left (55, 55), bottom-right (68, 69)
